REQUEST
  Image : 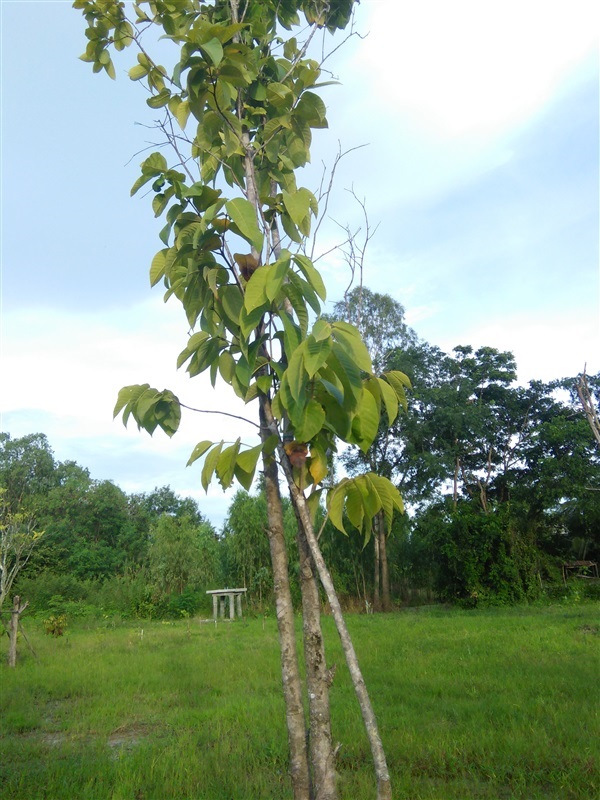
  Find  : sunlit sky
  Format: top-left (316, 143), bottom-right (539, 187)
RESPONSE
top-left (1, 0), bottom-right (598, 527)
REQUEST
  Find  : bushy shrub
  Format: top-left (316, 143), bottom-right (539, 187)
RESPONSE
top-left (44, 614), bottom-right (67, 636)
top-left (16, 571), bottom-right (93, 615)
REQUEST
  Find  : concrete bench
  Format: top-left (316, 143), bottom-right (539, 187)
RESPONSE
top-left (206, 588), bottom-right (247, 620)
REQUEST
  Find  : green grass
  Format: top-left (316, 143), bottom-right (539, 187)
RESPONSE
top-left (1, 605), bottom-right (598, 799)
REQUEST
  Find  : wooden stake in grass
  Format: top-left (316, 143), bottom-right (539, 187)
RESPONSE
top-left (8, 595), bottom-right (28, 668)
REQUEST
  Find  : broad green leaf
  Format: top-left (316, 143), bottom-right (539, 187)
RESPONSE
top-left (277, 310), bottom-right (302, 357)
top-left (220, 285), bottom-right (243, 330)
top-left (384, 370), bottom-right (410, 411)
top-left (330, 343), bottom-right (362, 409)
top-left (150, 248), bottom-right (168, 286)
top-left (327, 481), bottom-right (348, 535)
top-left (265, 252), bottom-right (291, 301)
top-left (200, 37), bottom-right (223, 66)
top-left (218, 350), bottom-right (236, 383)
top-left (304, 335), bottom-right (332, 378)
top-left (128, 63), bottom-right (148, 81)
top-left (305, 488), bottom-right (323, 525)
top-left (293, 254), bottom-right (326, 301)
top-left (377, 377), bottom-right (399, 425)
top-left (351, 387), bottom-right (380, 453)
top-left (233, 463), bottom-right (254, 491)
top-left (308, 443), bottom-right (328, 484)
top-left (236, 443), bottom-right (263, 474)
top-left (280, 211), bottom-right (301, 243)
top-left (282, 188), bottom-right (310, 228)
top-left (239, 303), bottom-right (265, 339)
top-left (114, 384), bottom-right (148, 421)
top-left (312, 318), bottom-right (331, 341)
top-left (295, 399), bottom-right (325, 442)
top-left (226, 197), bottom-right (264, 252)
top-left (243, 265), bottom-right (270, 313)
top-left (332, 322), bottom-right (373, 373)
top-left (287, 346), bottom-right (307, 402)
top-left (201, 442), bottom-right (223, 491)
top-left (187, 440), bottom-right (214, 466)
top-left (175, 99), bottom-right (190, 129)
top-left (345, 483), bottom-right (365, 532)
top-left (216, 438), bottom-right (241, 488)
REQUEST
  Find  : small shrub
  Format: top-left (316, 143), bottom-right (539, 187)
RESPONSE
top-left (44, 614), bottom-right (67, 637)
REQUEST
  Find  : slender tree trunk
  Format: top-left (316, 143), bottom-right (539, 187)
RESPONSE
top-left (373, 529), bottom-right (381, 611)
top-left (8, 596), bottom-right (27, 668)
top-left (261, 400), bottom-right (391, 799)
top-left (296, 523), bottom-right (338, 800)
top-left (378, 513), bottom-right (392, 612)
top-left (294, 492), bottom-right (392, 800)
top-left (260, 403), bottom-right (311, 800)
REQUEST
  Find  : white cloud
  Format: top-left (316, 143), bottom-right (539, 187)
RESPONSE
top-left (1, 298), bottom-right (260, 525)
top-left (354, 0), bottom-right (598, 138)
top-left (435, 310), bottom-right (600, 384)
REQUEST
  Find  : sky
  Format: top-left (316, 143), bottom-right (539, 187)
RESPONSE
top-left (1, 0), bottom-right (599, 528)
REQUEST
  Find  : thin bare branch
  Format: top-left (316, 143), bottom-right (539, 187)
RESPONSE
top-left (180, 404), bottom-right (261, 429)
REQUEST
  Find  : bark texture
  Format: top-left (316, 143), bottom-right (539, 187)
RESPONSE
top-left (378, 512), bottom-right (392, 612)
top-left (296, 524), bottom-right (338, 800)
top-left (260, 403), bottom-right (311, 800)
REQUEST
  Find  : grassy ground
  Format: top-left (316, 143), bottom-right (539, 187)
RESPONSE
top-left (1, 604), bottom-right (598, 799)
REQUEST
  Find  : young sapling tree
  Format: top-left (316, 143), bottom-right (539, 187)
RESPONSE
top-left (74, 2), bottom-right (409, 797)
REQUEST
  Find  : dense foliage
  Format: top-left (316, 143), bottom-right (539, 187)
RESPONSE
top-left (4, 340), bottom-right (599, 616)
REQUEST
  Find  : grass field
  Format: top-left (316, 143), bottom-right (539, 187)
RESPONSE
top-left (1, 604), bottom-right (598, 799)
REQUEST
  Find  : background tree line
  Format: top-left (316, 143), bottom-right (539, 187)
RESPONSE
top-left (2, 294), bottom-right (598, 617)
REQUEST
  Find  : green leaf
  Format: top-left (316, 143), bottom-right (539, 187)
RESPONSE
top-left (295, 399), bottom-right (325, 442)
top-left (175, 98), bottom-right (190, 129)
top-left (186, 440), bottom-right (214, 467)
top-left (305, 488), bottom-right (323, 524)
top-left (332, 321), bottom-right (372, 372)
top-left (327, 480), bottom-right (349, 535)
top-left (202, 442), bottom-right (223, 491)
top-left (308, 444), bottom-right (328, 484)
top-left (220, 285), bottom-right (243, 330)
top-left (226, 198), bottom-right (264, 252)
top-left (345, 483), bottom-right (365, 532)
top-left (236, 443), bottom-right (263, 474)
top-left (304, 334), bottom-right (332, 378)
top-left (312, 318), bottom-right (331, 341)
top-left (351, 387), bottom-right (380, 453)
top-left (150, 249), bottom-right (168, 286)
top-left (265, 252), bottom-right (291, 301)
top-left (114, 384), bottom-right (148, 422)
top-left (384, 370), bottom-right (411, 411)
top-left (200, 37), bottom-right (223, 66)
top-left (233, 464), bottom-right (253, 492)
top-left (216, 438), bottom-right (241, 488)
top-left (287, 345), bottom-right (307, 402)
top-left (128, 63), bottom-right (148, 81)
top-left (282, 188), bottom-right (311, 228)
top-left (239, 303), bottom-right (265, 339)
top-left (243, 266), bottom-right (270, 313)
top-left (377, 376), bottom-right (399, 425)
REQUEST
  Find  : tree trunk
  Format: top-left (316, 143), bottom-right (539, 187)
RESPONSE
top-left (296, 523), bottom-right (338, 800)
top-left (262, 398), bottom-right (391, 798)
top-left (8, 595), bottom-right (27, 668)
top-left (260, 403), bottom-right (311, 800)
top-left (378, 513), bottom-right (392, 612)
top-left (373, 529), bottom-right (381, 612)
top-left (294, 491), bottom-right (392, 800)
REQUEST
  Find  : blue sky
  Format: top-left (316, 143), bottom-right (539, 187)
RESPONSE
top-left (1, 0), bottom-right (598, 527)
